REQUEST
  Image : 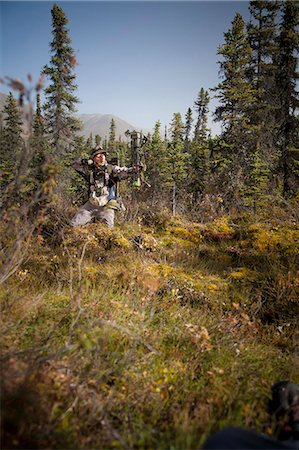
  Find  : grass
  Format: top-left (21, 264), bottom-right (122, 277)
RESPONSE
top-left (1, 212), bottom-right (298, 449)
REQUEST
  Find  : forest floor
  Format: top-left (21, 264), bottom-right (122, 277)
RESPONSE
top-left (1, 208), bottom-right (298, 449)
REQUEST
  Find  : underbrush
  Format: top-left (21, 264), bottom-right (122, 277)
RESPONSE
top-left (0, 210), bottom-right (298, 449)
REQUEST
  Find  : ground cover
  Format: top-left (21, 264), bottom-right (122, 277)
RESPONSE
top-left (1, 213), bottom-right (298, 449)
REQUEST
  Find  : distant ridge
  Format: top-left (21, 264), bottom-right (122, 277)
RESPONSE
top-left (77, 113), bottom-right (141, 141)
top-left (0, 93), bottom-right (147, 140)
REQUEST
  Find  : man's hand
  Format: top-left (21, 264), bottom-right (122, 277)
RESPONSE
top-left (81, 158), bottom-right (94, 166)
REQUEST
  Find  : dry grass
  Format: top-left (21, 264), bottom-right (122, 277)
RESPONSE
top-left (0, 210), bottom-right (298, 449)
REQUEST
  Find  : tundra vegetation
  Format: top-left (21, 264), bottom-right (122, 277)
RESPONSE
top-left (0, 2), bottom-right (298, 449)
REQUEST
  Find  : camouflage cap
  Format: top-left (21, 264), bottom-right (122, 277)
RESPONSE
top-left (90, 146), bottom-right (108, 158)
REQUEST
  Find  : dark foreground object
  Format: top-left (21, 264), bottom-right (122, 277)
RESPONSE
top-left (202, 427), bottom-right (298, 450)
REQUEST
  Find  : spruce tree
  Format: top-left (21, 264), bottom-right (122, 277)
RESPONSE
top-left (116, 137), bottom-right (129, 167)
top-left (170, 112), bottom-right (184, 142)
top-left (194, 88), bottom-right (210, 144)
top-left (215, 14), bottom-right (254, 139)
top-left (0, 92), bottom-right (23, 189)
top-left (213, 12), bottom-right (255, 204)
top-left (184, 107), bottom-right (193, 153)
top-left (146, 120), bottom-right (166, 195)
top-left (103, 137), bottom-right (108, 151)
top-left (248, 1), bottom-right (280, 182)
top-left (30, 94), bottom-right (48, 186)
top-left (108, 118), bottom-right (116, 158)
top-left (33, 93), bottom-right (44, 138)
top-left (276, 0), bottom-right (299, 197)
top-left (189, 88), bottom-right (211, 202)
top-left (161, 113), bottom-right (188, 215)
top-left (86, 133), bottom-right (93, 152)
top-left (243, 144), bottom-right (269, 212)
top-left (1, 92), bottom-right (23, 164)
top-left (95, 134), bottom-right (102, 147)
top-left (42, 3), bottom-right (81, 158)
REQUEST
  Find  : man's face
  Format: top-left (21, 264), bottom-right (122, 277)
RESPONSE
top-left (93, 152), bottom-right (106, 166)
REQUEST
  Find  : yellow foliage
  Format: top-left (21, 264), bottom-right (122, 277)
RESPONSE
top-left (168, 227), bottom-right (202, 244)
top-left (249, 223), bottom-right (299, 254)
top-left (64, 226), bottom-right (99, 251)
top-left (207, 284), bottom-right (218, 291)
top-left (112, 233), bottom-right (132, 249)
top-left (202, 216), bottom-right (235, 241)
top-left (150, 263), bottom-right (175, 278)
top-left (211, 216), bottom-right (234, 235)
top-left (63, 225), bottom-right (132, 254)
top-left (229, 267), bottom-right (256, 281)
top-left (133, 234), bottom-right (158, 252)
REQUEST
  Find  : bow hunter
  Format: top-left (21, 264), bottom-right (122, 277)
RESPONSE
top-left (70, 146), bottom-right (143, 228)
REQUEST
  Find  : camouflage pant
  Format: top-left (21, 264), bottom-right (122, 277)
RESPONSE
top-left (70, 201), bottom-right (115, 228)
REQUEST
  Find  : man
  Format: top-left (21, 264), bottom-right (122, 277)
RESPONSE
top-left (70, 146), bottom-right (142, 228)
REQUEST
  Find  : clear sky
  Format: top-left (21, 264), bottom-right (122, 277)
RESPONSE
top-left (0, 1), bottom-right (250, 135)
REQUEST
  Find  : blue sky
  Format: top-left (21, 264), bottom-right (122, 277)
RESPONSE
top-left (0, 1), bottom-right (250, 135)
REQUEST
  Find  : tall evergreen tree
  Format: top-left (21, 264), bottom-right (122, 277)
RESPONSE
top-left (42, 3), bottom-right (81, 157)
top-left (161, 113), bottom-right (188, 215)
top-left (146, 120), bottom-right (166, 195)
top-left (108, 118), bottom-right (116, 158)
top-left (0, 92), bottom-right (23, 193)
top-left (189, 89), bottom-right (211, 201)
top-left (116, 137), bottom-right (129, 167)
top-left (1, 92), bottom-right (23, 166)
top-left (194, 88), bottom-right (210, 143)
top-left (103, 137), bottom-right (108, 152)
top-left (213, 12), bottom-right (255, 204)
top-left (247, 1), bottom-right (280, 178)
top-left (214, 14), bottom-right (254, 140)
top-left (33, 93), bottom-right (44, 138)
top-left (170, 112), bottom-right (184, 142)
top-left (184, 107), bottom-right (193, 153)
top-left (276, 0), bottom-right (299, 197)
top-left (86, 132), bottom-right (93, 152)
top-left (30, 94), bottom-right (48, 185)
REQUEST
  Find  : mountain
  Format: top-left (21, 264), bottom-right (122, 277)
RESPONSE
top-left (0, 93), bottom-right (148, 139)
top-left (77, 113), bottom-right (145, 141)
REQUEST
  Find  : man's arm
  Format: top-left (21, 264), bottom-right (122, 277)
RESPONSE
top-left (111, 164), bottom-right (143, 181)
top-left (71, 159), bottom-right (91, 179)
